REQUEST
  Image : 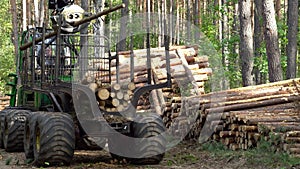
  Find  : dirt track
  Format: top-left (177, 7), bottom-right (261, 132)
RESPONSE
top-left (0, 140), bottom-right (300, 169)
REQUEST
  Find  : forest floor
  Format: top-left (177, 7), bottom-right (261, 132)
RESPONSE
top-left (0, 140), bottom-right (300, 169)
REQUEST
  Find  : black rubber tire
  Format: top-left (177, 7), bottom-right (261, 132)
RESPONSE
top-left (32, 112), bottom-right (75, 167)
top-left (108, 114), bottom-right (166, 165)
top-left (132, 114), bottom-right (167, 165)
top-left (24, 112), bottom-right (43, 161)
top-left (0, 109), bottom-right (12, 148)
top-left (108, 133), bottom-right (133, 163)
top-left (3, 109), bottom-right (31, 152)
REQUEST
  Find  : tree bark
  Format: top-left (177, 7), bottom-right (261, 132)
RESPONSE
top-left (286, 0), bottom-right (298, 79)
top-left (275, 0), bottom-right (282, 20)
top-left (118, 0), bottom-right (129, 51)
top-left (34, 0), bottom-right (39, 26)
top-left (186, 0), bottom-right (191, 41)
top-left (221, 0), bottom-right (229, 89)
top-left (79, 0), bottom-right (89, 79)
top-left (176, 0), bottom-right (180, 45)
top-left (262, 0), bottom-right (283, 82)
top-left (25, 0), bottom-right (30, 30)
top-left (193, 0), bottom-right (199, 41)
top-left (10, 0), bottom-right (19, 73)
top-left (254, 0), bottom-right (264, 84)
top-left (161, 0), bottom-right (166, 46)
top-left (239, 0), bottom-right (254, 86)
top-left (230, 2), bottom-right (240, 87)
top-left (93, 0), bottom-right (105, 66)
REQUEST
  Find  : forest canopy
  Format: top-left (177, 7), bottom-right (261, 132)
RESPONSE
top-left (0, 0), bottom-right (15, 93)
top-left (1, 0), bottom-right (299, 93)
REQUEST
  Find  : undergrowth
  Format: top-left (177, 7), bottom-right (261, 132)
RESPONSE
top-left (201, 140), bottom-right (300, 169)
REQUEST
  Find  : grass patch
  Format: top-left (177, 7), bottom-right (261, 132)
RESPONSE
top-left (201, 140), bottom-right (300, 168)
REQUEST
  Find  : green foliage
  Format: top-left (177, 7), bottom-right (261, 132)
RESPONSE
top-left (277, 20), bottom-right (288, 79)
top-left (244, 137), bottom-right (300, 168)
top-left (254, 42), bottom-right (269, 82)
top-left (201, 139), bottom-right (300, 168)
top-left (180, 83), bottom-right (196, 97)
top-left (0, 0), bottom-right (15, 93)
top-left (167, 151), bottom-right (199, 165)
top-left (224, 34), bottom-right (242, 88)
top-left (201, 141), bottom-right (228, 152)
top-left (5, 157), bottom-right (12, 165)
top-left (200, 16), bottom-right (221, 51)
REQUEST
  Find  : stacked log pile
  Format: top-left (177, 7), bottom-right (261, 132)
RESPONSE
top-left (155, 46), bottom-right (212, 128)
top-left (112, 45), bottom-right (212, 92)
top-left (180, 78), bottom-right (300, 157)
top-left (84, 45), bottom-right (212, 114)
top-left (0, 96), bottom-right (10, 110)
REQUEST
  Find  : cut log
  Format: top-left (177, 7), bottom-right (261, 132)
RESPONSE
top-left (127, 82), bottom-right (136, 91)
top-left (116, 91), bottom-right (124, 100)
top-left (112, 83), bottom-right (121, 91)
top-left (88, 83), bottom-right (98, 92)
top-left (112, 99), bottom-right (120, 107)
top-left (205, 95), bottom-right (300, 114)
top-left (97, 88), bottom-right (110, 100)
top-left (123, 93), bottom-right (130, 101)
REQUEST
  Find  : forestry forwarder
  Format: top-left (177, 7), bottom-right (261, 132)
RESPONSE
top-left (1, 0), bottom-right (171, 166)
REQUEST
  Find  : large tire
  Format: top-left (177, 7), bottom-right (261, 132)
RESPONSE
top-left (108, 114), bottom-right (166, 165)
top-left (0, 109), bottom-right (12, 148)
top-left (3, 109), bottom-right (31, 152)
top-left (24, 112), bottom-right (43, 161)
top-left (32, 112), bottom-right (75, 167)
top-left (108, 133), bottom-right (133, 163)
top-left (132, 114), bottom-right (167, 164)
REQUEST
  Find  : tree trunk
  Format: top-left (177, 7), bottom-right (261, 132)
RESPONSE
top-left (193, 0), bottom-right (199, 41)
top-left (214, 0), bottom-right (220, 41)
top-left (161, 0), bottom-right (165, 46)
top-left (286, 0), bottom-right (298, 79)
top-left (23, 0), bottom-right (28, 30)
top-left (157, 0), bottom-right (162, 47)
top-left (34, 0), bottom-right (38, 26)
top-left (275, 0), bottom-right (282, 20)
top-left (262, 0), bottom-right (283, 82)
top-left (169, 0), bottom-right (173, 46)
top-left (34, 0), bottom-right (45, 27)
top-left (79, 0), bottom-right (89, 80)
top-left (10, 0), bottom-right (19, 73)
top-left (239, 0), bottom-right (254, 86)
top-left (221, 0), bottom-right (228, 67)
top-left (232, 2), bottom-right (240, 86)
top-left (93, 0), bottom-right (105, 58)
top-left (176, 0), bottom-right (180, 45)
top-left (186, 0), bottom-right (191, 41)
top-left (118, 0), bottom-right (129, 51)
top-left (254, 0), bottom-right (264, 84)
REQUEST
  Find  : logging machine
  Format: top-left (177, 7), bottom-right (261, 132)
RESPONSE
top-left (1, 0), bottom-right (171, 166)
